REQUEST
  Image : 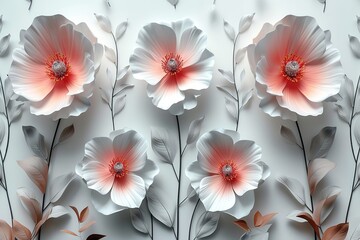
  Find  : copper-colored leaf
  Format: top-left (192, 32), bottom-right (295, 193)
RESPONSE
top-left (322, 223), bottom-right (349, 240)
top-left (308, 158), bottom-right (335, 194)
top-left (313, 186), bottom-right (341, 225)
top-left (18, 156), bottom-right (48, 193)
top-left (80, 207), bottom-right (90, 223)
top-left (0, 220), bottom-right (14, 240)
top-left (12, 220), bottom-right (32, 240)
top-left (61, 229), bottom-right (78, 236)
top-left (70, 206), bottom-right (81, 222)
top-left (17, 188), bottom-right (42, 223)
top-left (234, 219), bottom-right (250, 232)
top-left (254, 211), bottom-right (277, 227)
top-left (296, 212), bottom-right (320, 238)
top-left (86, 233), bottom-right (106, 240)
top-left (79, 221), bottom-right (95, 233)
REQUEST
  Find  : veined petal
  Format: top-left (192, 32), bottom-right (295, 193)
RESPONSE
top-left (178, 27), bottom-right (207, 67)
top-left (91, 190), bottom-right (126, 215)
top-left (231, 141), bottom-right (262, 167)
top-left (81, 161), bottom-right (114, 195)
top-left (199, 175), bottom-right (235, 212)
top-left (111, 174), bottom-right (146, 208)
top-left (186, 161), bottom-right (209, 192)
top-left (84, 137), bottom-right (114, 164)
top-left (224, 191), bottom-right (255, 219)
top-left (256, 57), bottom-right (286, 96)
top-left (233, 163), bottom-right (263, 196)
top-left (133, 160), bottom-right (159, 189)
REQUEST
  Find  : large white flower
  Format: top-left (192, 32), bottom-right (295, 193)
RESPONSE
top-left (9, 15), bottom-right (103, 120)
top-left (130, 19), bottom-right (215, 115)
top-left (76, 129), bottom-right (159, 215)
top-left (248, 15), bottom-right (344, 121)
top-left (186, 130), bottom-right (270, 219)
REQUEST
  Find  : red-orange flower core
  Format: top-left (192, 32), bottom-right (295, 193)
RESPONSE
top-left (219, 161), bottom-right (238, 182)
top-left (45, 53), bottom-right (71, 82)
top-left (109, 157), bottom-right (128, 178)
top-left (161, 53), bottom-right (184, 75)
top-left (281, 53), bottom-right (306, 83)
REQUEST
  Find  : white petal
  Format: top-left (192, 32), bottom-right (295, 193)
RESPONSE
top-left (199, 175), bottom-right (235, 212)
top-left (256, 57), bottom-right (286, 96)
top-left (91, 190), bottom-right (126, 215)
top-left (231, 140), bottom-right (262, 166)
top-left (84, 137), bottom-right (113, 161)
top-left (233, 163), bottom-right (263, 196)
top-left (81, 161), bottom-right (114, 195)
top-left (178, 27), bottom-right (207, 67)
top-left (223, 191), bottom-right (255, 219)
top-left (171, 19), bottom-right (194, 42)
top-left (133, 159), bottom-right (159, 189)
top-left (185, 161), bottom-right (208, 191)
top-left (111, 174), bottom-right (146, 208)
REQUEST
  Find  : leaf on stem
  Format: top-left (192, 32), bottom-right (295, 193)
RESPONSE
top-left (313, 186), bottom-right (341, 225)
top-left (235, 47), bottom-right (247, 64)
top-left (79, 221), bottom-right (95, 232)
top-left (225, 97), bottom-right (238, 120)
top-left (322, 223), bottom-right (349, 240)
top-left (194, 211), bottom-right (220, 239)
top-left (8, 99), bottom-right (24, 124)
top-left (130, 200), bottom-right (151, 234)
top-left (12, 220), bottom-right (32, 240)
top-left (234, 219), bottom-right (250, 232)
top-left (151, 128), bottom-right (177, 164)
top-left (45, 172), bottom-right (77, 206)
top-left (278, 177), bottom-right (306, 205)
top-left (0, 34), bottom-right (10, 57)
top-left (17, 187), bottom-right (42, 223)
top-left (0, 120), bottom-right (5, 145)
top-left (115, 20), bottom-right (128, 40)
top-left (335, 75), bottom-right (354, 124)
top-left (307, 158), bottom-right (335, 194)
top-left (86, 234), bottom-right (106, 240)
top-left (58, 124), bottom-right (75, 145)
top-left (18, 156), bottom-right (48, 193)
top-left (280, 125), bottom-right (299, 146)
top-left (80, 206), bottom-right (90, 223)
top-left (61, 229), bottom-right (78, 237)
top-left (0, 220), bottom-right (13, 240)
top-left (167, 0), bottom-right (178, 8)
top-left (0, 15), bottom-right (3, 33)
top-left (309, 127), bottom-right (336, 160)
top-left (186, 116), bottom-right (205, 145)
top-left (94, 13), bottom-right (112, 33)
top-left (238, 13), bottom-right (255, 33)
top-left (254, 211), bottom-right (277, 227)
top-left (105, 45), bottom-right (116, 63)
top-left (22, 126), bottom-right (48, 160)
top-left (113, 95), bottom-right (126, 116)
top-left (296, 212), bottom-right (320, 238)
top-left (223, 19), bottom-right (235, 42)
top-left (349, 35), bottom-right (360, 58)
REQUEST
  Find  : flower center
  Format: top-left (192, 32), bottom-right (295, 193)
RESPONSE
top-left (109, 158), bottom-right (128, 178)
top-left (45, 53), bottom-right (71, 82)
top-left (220, 162), bottom-right (237, 182)
top-left (281, 53), bottom-right (305, 83)
top-left (161, 53), bottom-right (183, 75)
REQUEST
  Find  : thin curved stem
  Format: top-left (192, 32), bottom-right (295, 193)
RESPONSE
top-left (110, 32), bottom-right (119, 131)
top-left (345, 149), bottom-right (360, 222)
top-left (38, 119), bottom-right (62, 240)
top-left (232, 33), bottom-right (241, 132)
top-left (295, 121), bottom-right (317, 240)
top-left (171, 164), bottom-right (179, 182)
top-left (175, 115), bottom-right (182, 240)
top-left (188, 199), bottom-right (200, 240)
top-left (28, 0), bottom-right (33, 10)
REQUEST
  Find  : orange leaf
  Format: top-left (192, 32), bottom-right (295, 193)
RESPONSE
top-left (80, 207), bottom-right (89, 223)
top-left (296, 212), bottom-right (320, 239)
top-left (234, 219), bottom-right (250, 232)
top-left (322, 223), bottom-right (349, 240)
top-left (254, 211), bottom-right (277, 227)
top-left (70, 206), bottom-right (81, 222)
top-left (61, 229), bottom-right (79, 236)
top-left (12, 220), bottom-right (32, 240)
top-left (79, 221), bottom-right (95, 233)
top-left (17, 157), bottom-right (48, 193)
top-left (0, 220), bottom-right (14, 240)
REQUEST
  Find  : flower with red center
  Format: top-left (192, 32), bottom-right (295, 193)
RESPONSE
top-left (248, 15), bottom-right (344, 120)
top-left (9, 15), bottom-right (103, 120)
top-left (76, 129), bottom-right (159, 215)
top-left (129, 19), bottom-right (215, 115)
top-left (185, 130), bottom-right (270, 219)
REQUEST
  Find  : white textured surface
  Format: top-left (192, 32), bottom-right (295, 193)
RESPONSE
top-left (0, 0), bottom-right (359, 239)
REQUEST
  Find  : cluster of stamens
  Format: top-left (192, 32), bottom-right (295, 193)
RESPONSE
top-left (109, 157), bottom-right (128, 178)
top-left (45, 53), bottom-right (71, 82)
top-left (161, 53), bottom-right (184, 75)
top-left (280, 53), bottom-right (306, 83)
top-left (219, 161), bottom-right (237, 182)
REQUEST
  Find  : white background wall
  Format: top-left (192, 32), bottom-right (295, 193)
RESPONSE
top-left (0, 0), bottom-right (359, 239)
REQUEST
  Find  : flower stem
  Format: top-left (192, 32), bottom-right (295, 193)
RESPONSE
top-left (295, 121), bottom-right (317, 240)
top-left (175, 115), bottom-right (182, 240)
top-left (232, 33), bottom-right (241, 132)
top-left (0, 77), bottom-right (14, 225)
top-left (188, 199), bottom-right (200, 240)
top-left (110, 33), bottom-right (119, 131)
top-left (344, 76), bottom-right (360, 223)
top-left (38, 119), bottom-right (62, 240)
top-left (28, 0), bottom-right (33, 10)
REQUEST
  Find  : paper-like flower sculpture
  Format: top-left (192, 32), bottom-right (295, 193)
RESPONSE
top-left (130, 19), bottom-right (215, 115)
top-left (186, 130), bottom-right (269, 219)
top-left (248, 15), bottom-right (343, 120)
top-left (76, 129), bottom-right (159, 215)
top-left (9, 15), bottom-right (102, 120)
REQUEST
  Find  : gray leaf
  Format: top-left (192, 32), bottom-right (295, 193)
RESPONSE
top-left (218, 69), bottom-right (234, 83)
top-left (0, 34), bottom-right (10, 57)
top-left (335, 75), bottom-right (354, 124)
top-left (238, 13), bottom-right (255, 33)
top-left (58, 124), bottom-right (75, 145)
top-left (309, 127), bottom-right (336, 160)
top-left (116, 20), bottom-right (128, 40)
top-left (354, 119), bottom-right (360, 147)
top-left (357, 16), bottom-right (360, 34)
top-left (235, 47), bottom-right (247, 64)
top-left (94, 13), bottom-right (112, 33)
top-left (167, 0), bottom-right (178, 8)
top-left (313, 186), bottom-right (341, 225)
top-left (0, 15), bottom-right (3, 33)
top-left (278, 176), bottom-right (306, 205)
top-left (147, 186), bottom-right (174, 228)
top-left (180, 185), bottom-right (198, 206)
top-left (195, 211), bottom-right (220, 239)
top-left (239, 88), bottom-right (253, 108)
top-left (99, 68), bottom-right (114, 104)
top-left (357, 162), bottom-right (360, 182)
top-left (114, 84), bottom-right (134, 97)
top-left (113, 95), bottom-right (126, 116)
top-left (225, 98), bottom-right (238, 120)
top-left (105, 45), bottom-right (116, 63)
top-left (45, 172), bottom-right (76, 206)
top-left (308, 158), bottom-right (335, 194)
top-left (0, 120), bottom-right (5, 145)
top-left (217, 84), bottom-right (237, 100)
top-left (223, 19), bottom-right (235, 42)
top-left (8, 100), bottom-right (24, 124)
top-left (130, 201), bottom-right (151, 234)
top-left (186, 116), bottom-right (205, 145)
top-left (22, 126), bottom-right (48, 160)
top-left (350, 222), bottom-right (360, 240)
top-left (280, 125), bottom-right (298, 146)
top-left (116, 65), bottom-right (129, 81)
top-left (235, 69), bottom-right (246, 93)
top-left (349, 35), bottom-right (360, 58)
top-left (151, 128), bottom-right (177, 164)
